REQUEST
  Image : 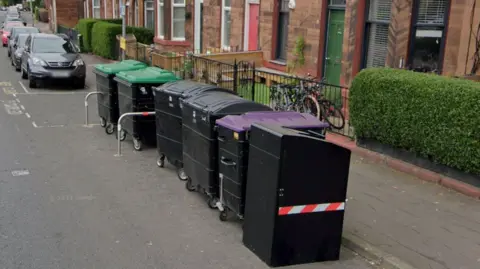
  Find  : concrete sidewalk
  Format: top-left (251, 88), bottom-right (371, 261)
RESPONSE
top-left (344, 154), bottom-right (480, 269)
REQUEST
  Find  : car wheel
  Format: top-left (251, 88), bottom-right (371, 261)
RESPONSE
top-left (28, 70), bottom-right (36, 88)
top-left (74, 79), bottom-right (85, 89)
top-left (21, 66), bottom-right (27, 79)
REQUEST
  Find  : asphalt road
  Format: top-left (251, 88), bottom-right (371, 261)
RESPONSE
top-left (0, 11), bottom-right (377, 269)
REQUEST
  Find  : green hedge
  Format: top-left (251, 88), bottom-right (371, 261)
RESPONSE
top-left (91, 22), bottom-right (154, 59)
top-left (75, 19), bottom-right (122, 52)
top-left (350, 68), bottom-right (480, 175)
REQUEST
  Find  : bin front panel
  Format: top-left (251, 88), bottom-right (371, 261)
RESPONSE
top-left (156, 110), bottom-right (183, 165)
top-left (243, 123), bottom-right (351, 267)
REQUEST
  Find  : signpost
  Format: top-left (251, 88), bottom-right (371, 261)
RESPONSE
top-left (121, 1), bottom-right (126, 60)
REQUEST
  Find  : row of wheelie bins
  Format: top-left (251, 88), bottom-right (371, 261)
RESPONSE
top-left (93, 60), bottom-right (352, 267)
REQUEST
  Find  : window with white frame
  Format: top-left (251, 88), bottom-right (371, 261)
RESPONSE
top-left (144, 0), bottom-right (155, 30)
top-left (135, 0), bottom-right (139, 26)
top-left (364, 0), bottom-right (392, 68)
top-left (93, 0), bottom-right (101, 18)
top-left (157, 0), bottom-right (165, 38)
top-left (172, 0), bottom-right (186, 40)
top-left (221, 0), bottom-right (231, 49)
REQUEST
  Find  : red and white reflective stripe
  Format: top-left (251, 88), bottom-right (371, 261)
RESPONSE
top-left (278, 202), bottom-right (345, 216)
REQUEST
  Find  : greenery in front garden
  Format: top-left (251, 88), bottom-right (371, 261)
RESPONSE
top-left (76, 19), bottom-right (122, 52)
top-left (90, 22), bottom-right (154, 60)
top-left (237, 82), bottom-right (270, 105)
top-left (350, 68), bottom-right (480, 174)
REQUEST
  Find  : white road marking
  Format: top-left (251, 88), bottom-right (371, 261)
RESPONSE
top-left (18, 81), bottom-right (29, 93)
top-left (4, 100), bottom-right (23, 115)
top-left (15, 98), bottom-right (20, 103)
top-left (25, 112), bottom-right (31, 118)
top-left (11, 169), bottom-right (30, 176)
top-left (32, 121), bottom-right (38, 128)
top-left (20, 105), bottom-right (25, 110)
top-left (14, 91), bottom-right (90, 95)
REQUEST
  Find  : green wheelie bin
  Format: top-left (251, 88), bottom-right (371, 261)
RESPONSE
top-left (93, 60), bottom-right (147, 134)
top-left (114, 67), bottom-right (180, 151)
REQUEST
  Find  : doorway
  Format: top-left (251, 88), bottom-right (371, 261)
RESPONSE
top-left (323, 9), bottom-right (345, 85)
top-left (248, 3), bottom-right (259, 51)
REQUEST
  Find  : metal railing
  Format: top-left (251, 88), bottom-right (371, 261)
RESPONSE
top-left (121, 42), bottom-right (354, 138)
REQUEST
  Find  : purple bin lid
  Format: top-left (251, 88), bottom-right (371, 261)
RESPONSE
top-left (215, 111), bottom-right (329, 132)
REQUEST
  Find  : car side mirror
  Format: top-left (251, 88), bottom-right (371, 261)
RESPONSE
top-left (23, 22), bottom-right (26, 26)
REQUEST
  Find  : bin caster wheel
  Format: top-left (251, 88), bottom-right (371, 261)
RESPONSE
top-left (133, 138), bottom-right (142, 151)
top-left (105, 123), bottom-right (115, 134)
top-left (219, 210), bottom-right (228, 222)
top-left (176, 167), bottom-right (188, 181)
top-left (157, 155), bottom-right (165, 168)
top-left (115, 129), bottom-right (126, 141)
top-left (207, 197), bottom-right (218, 209)
top-left (185, 178), bottom-right (196, 192)
top-left (100, 117), bottom-right (107, 127)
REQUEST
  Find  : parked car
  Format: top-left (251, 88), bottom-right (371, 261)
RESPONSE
top-left (1, 22), bottom-right (24, 46)
top-left (20, 33), bottom-right (86, 89)
top-left (10, 33), bottom-right (29, 71)
top-left (7, 26), bottom-right (40, 57)
top-left (2, 17), bottom-right (26, 28)
top-left (0, 7), bottom-right (7, 11)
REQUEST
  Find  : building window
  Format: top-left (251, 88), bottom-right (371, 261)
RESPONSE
top-left (276, 0), bottom-right (289, 61)
top-left (221, 0), bottom-right (231, 49)
top-left (135, 0), bottom-right (139, 26)
top-left (409, 0), bottom-right (449, 72)
top-left (172, 0), bottom-right (186, 40)
top-left (144, 0), bottom-right (154, 30)
top-left (364, 0), bottom-right (392, 68)
top-left (157, 0), bottom-right (164, 38)
top-left (92, 0), bottom-right (101, 18)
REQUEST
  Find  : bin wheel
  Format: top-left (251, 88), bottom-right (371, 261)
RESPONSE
top-left (207, 197), bottom-right (218, 209)
top-left (176, 167), bottom-right (188, 181)
top-left (133, 138), bottom-right (142, 151)
top-left (105, 123), bottom-right (115, 134)
top-left (157, 155), bottom-right (165, 167)
top-left (115, 129), bottom-right (127, 141)
top-left (219, 209), bottom-right (229, 222)
top-left (185, 178), bottom-right (196, 192)
top-left (100, 117), bottom-right (107, 127)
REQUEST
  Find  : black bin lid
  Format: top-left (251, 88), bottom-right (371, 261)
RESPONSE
top-left (154, 80), bottom-right (232, 99)
top-left (182, 91), bottom-right (272, 116)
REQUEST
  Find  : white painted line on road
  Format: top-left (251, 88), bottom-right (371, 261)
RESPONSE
top-left (14, 91), bottom-right (90, 96)
top-left (4, 100), bottom-right (23, 115)
top-left (15, 98), bottom-right (20, 103)
top-left (11, 169), bottom-right (30, 176)
top-left (12, 93), bottom-right (16, 97)
top-left (20, 105), bottom-right (25, 111)
top-left (25, 112), bottom-right (31, 118)
top-left (18, 81), bottom-right (29, 93)
top-left (32, 121), bottom-right (38, 128)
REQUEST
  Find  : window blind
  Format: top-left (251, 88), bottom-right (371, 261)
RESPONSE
top-left (365, 0), bottom-right (392, 68)
top-left (417, 0), bottom-right (448, 24)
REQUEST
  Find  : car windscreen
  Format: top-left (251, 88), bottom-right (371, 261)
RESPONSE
top-left (17, 36), bottom-right (28, 46)
top-left (32, 38), bottom-right (77, 54)
top-left (13, 28), bottom-right (39, 37)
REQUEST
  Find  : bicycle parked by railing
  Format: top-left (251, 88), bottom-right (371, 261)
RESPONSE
top-left (269, 77), bottom-right (345, 130)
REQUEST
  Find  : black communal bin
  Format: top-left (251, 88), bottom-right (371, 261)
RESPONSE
top-left (113, 67), bottom-right (179, 151)
top-left (242, 123), bottom-right (351, 267)
top-left (153, 81), bottom-right (232, 180)
top-left (93, 60), bottom-right (147, 134)
top-left (214, 111), bottom-right (329, 221)
top-left (181, 91), bottom-right (271, 208)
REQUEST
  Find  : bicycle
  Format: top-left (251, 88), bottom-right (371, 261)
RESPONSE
top-left (299, 76), bottom-right (345, 130)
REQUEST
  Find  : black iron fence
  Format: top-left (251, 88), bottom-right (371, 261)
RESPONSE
top-left (121, 43), bottom-right (354, 138)
top-left (56, 25), bottom-right (80, 46)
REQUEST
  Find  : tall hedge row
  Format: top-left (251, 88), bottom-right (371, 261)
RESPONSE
top-left (350, 68), bottom-right (480, 174)
top-left (91, 22), bottom-right (154, 59)
top-left (76, 19), bottom-right (122, 52)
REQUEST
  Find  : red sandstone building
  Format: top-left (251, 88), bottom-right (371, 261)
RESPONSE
top-left (49, 0), bottom-right (480, 86)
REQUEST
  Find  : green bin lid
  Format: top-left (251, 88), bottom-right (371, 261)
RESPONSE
top-left (94, 60), bottom-right (147, 75)
top-left (116, 67), bottom-right (180, 84)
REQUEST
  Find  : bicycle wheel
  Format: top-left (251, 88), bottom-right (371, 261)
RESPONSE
top-left (302, 95), bottom-right (321, 119)
top-left (320, 101), bottom-right (345, 129)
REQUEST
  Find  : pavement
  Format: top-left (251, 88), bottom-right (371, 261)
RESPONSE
top-left (0, 11), bottom-right (478, 269)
